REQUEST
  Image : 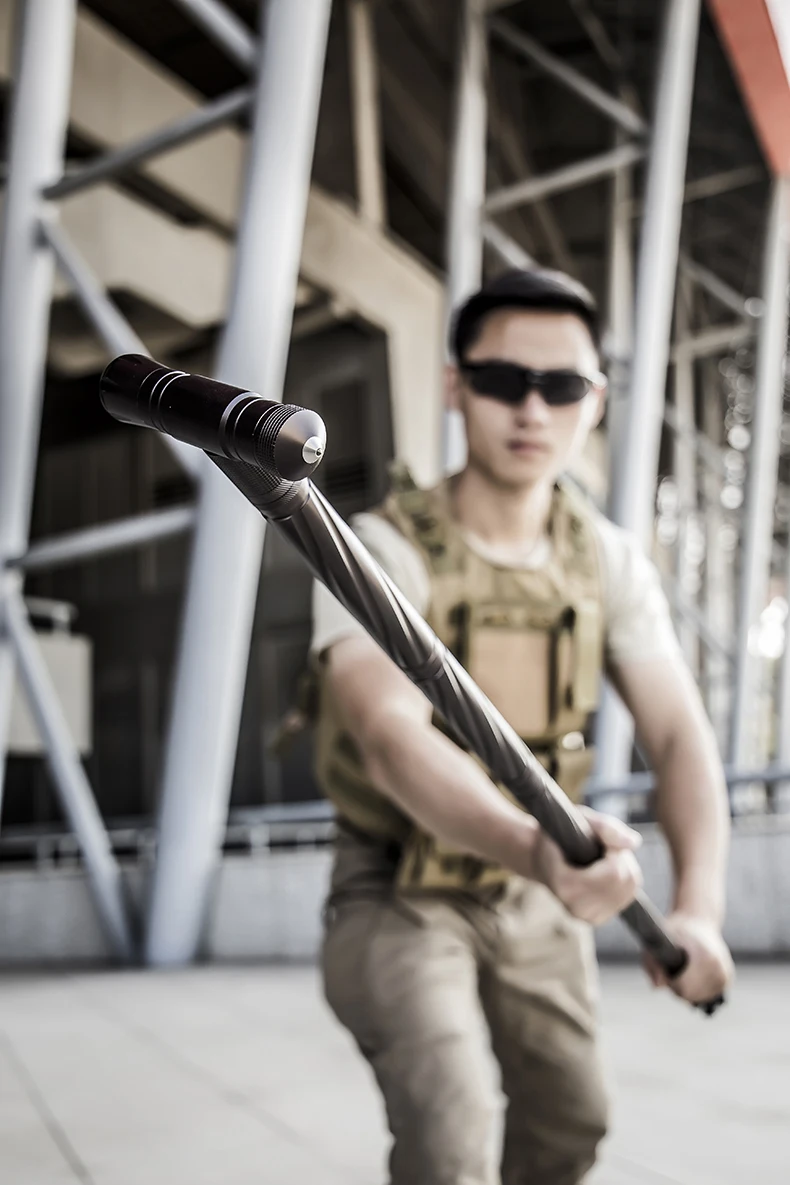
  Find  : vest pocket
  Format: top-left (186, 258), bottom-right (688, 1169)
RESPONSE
top-left (467, 618), bottom-right (553, 736)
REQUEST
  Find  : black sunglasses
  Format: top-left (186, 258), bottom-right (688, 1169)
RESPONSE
top-left (460, 361), bottom-right (606, 407)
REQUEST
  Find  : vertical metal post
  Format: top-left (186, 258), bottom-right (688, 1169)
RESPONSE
top-left (444, 0), bottom-right (488, 474)
top-left (601, 0), bottom-right (700, 785)
top-left (145, 0), bottom-right (332, 966)
top-left (775, 527), bottom-right (790, 811)
top-left (0, 0), bottom-right (78, 812)
top-left (604, 141), bottom-right (634, 473)
top-left (594, 138), bottom-right (635, 811)
top-left (347, 0), bottom-right (387, 228)
top-left (609, 0), bottom-right (701, 542)
top-left (673, 276), bottom-right (700, 669)
top-left (701, 362), bottom-right (732, 752)
top-left (731, 179), bottom-right (790, 770)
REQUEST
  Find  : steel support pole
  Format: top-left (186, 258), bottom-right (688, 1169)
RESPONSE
top-left (605, 134), bottom-right (634, 475)
top-left (4, 591), bottom-right (134, 958)
top-left (0, 0), bottom-right (78, 814)
top-left (595, 133), bottom-right (635, 812)
top-left (610, 0), bottom-right (701, 542)
top-left (702, 363), bottom-right (732, 752)
top-left (347, 0), bottom-right (387, 228)
top-left (444, 0), bottom-right (488, 473)
top-left (731, 179), bottom-right (790, 771)
top-left (144, 0), bottom-right (332, 965)
top-left (673, 275), bottom-right (700, 669)
top-left (601, 0), bottom-right (701, 786)
top-left (776, 524), bottom-right (790, 810)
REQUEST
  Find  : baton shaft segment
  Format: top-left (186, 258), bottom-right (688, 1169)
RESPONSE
top-left (208, 456), bottom-right (708, 991)
top-left (95, 355), bottom-right (722, 1013)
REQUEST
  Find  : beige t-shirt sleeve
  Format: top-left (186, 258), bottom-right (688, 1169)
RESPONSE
top-left (309, 512), bottom-right (431, 656)
top-left (592, 512), bottom-right (683, 667)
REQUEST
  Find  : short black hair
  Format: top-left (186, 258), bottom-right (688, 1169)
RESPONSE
top-left (450, 267), bottom-right (601, 363)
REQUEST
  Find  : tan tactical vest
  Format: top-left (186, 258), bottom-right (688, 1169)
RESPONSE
top-left (314, 470), bottom-right (604, 892)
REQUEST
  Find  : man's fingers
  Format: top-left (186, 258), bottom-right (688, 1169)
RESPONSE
top-left (553, 847), bottom-right (643, 923)
top-left (643, 953), bottom-right (669, 988)
top-left (581, 806), bottom-right (643, 852)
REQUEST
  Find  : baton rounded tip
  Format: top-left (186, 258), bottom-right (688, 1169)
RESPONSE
top-left (302, 435), bottom-right (325, 465)
top-left (272, 408), bottom-right (327, 480)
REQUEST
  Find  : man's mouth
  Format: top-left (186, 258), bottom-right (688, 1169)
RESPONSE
top-left (507, 439), bottom-right (550, 454)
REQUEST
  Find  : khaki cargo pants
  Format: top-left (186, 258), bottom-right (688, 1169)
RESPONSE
top-left (322, 828), bottom-right (609, 1185)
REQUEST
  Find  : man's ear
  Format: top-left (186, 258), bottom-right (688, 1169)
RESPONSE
top-left (445, 363), bottom-right (463, 411)
top-left (589, 381), bottom-right (607, 430)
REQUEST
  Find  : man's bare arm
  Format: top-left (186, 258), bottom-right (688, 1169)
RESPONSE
top-left (610, 654), bottom-right (729, 924)
top-left (325, 634), bottom-right (643, 924)
top-left (610, 653), bottom-right (733, 1000)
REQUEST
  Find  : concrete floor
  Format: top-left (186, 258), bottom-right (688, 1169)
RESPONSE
top-left (1, 963), bottom-right (788, 1185)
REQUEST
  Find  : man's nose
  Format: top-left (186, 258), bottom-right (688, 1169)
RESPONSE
top-left (515, 388), bottom-right (550, 421)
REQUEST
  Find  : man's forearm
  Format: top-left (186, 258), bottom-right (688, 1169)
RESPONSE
top-left (653, 723), bottom-right (730, 924)
top-left (363, 719), bottom-right (541, 877)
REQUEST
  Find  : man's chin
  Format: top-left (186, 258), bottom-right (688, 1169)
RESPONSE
top-left (497, 451), bottom-right (556, 488)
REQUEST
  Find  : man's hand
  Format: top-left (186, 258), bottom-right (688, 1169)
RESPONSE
top-left (643, 911), bottom-right (734, 1005)
top-left (533, 807), bottom-right (644, 925)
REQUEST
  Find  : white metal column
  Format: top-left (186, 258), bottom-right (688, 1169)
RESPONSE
top-left (702, 363), bottom-right (732, 753)
top-left (599, 0), bottom-right (701, 784)
top-left (673, 275), bottom-right (701, 669)
top-left (444, 0), bottom-right (489, 474)
top-left (593, 136), bottom-right (635, 808)
top-left (609, 0), bottom-right (701, 541)
top-left (731, 178), bottom-right (790, 770)
top-left (347, 0), bottom-right (387, 228)
top-left (0, 0), bottom-right (78, 811)
top-left (145, 0), bottom-right (333, 966)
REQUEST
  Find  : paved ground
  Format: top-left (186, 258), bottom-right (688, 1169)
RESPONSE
top-left (1, 962), bottom-right (787, 1185)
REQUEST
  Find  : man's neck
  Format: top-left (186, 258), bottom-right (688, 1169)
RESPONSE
top-left (451, 466), bottom-right (554, 551)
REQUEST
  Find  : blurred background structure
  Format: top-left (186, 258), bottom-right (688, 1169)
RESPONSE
top-left (0, 0), bottom-right (790, 970)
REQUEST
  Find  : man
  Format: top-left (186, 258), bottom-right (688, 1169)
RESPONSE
top-left (310, 268), bottom-right (733, 1185)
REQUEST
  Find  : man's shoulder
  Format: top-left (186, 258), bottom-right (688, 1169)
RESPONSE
top-left (350, 509), bottom-right (415, 555)
top-left (585, 503), bottom-right (652, 575)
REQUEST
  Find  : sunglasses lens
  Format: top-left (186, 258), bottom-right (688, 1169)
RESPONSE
top-left (464, 364), bottom-right (525, 404)
top-left (540, 373), bottom-right (590, 405)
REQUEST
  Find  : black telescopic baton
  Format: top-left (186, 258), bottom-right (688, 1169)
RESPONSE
top-left (100, 355), bottom-right (723, 1016)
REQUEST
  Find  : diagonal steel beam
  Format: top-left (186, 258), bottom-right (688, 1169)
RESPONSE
top-left (485, 142), bottom-right (645, 215)
top-left (10, 507), bottom-right (196, 573)
top-left (629, 165), bottom-right (766, 217)
top-left (169, 0), bottom-right (258, 71)
top-left (679, 253), bottom-right (759, 320)
top-left (670, 322), bottom-right (754, 361)
top-left (489, 17), bottom-right (647, 136)
top-left (44, 87), bottom-right (253, 201)
top-left (483, 220), bottom-right (535, 269)
top-left (3, 587), bottom-right (134, 959)
top-left (41, 220), bottom-right (203, 480)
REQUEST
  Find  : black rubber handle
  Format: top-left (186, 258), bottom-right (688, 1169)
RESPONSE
top-left (100, 354), bottom-right (326, 482)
